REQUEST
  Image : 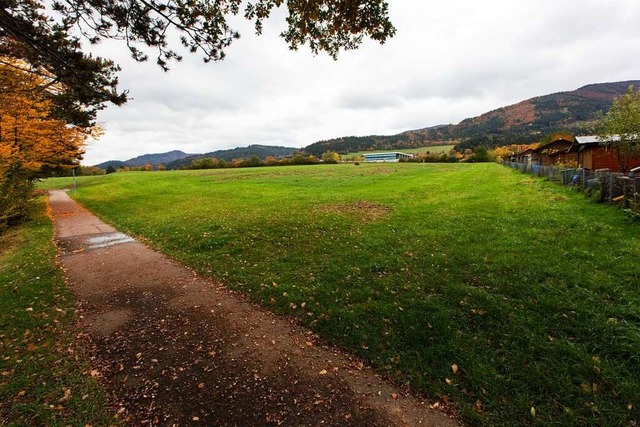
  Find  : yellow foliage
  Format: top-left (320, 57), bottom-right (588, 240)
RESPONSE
top-left (491, 146), bottom-right (515, 159)
top-left (0, 58), bottom-right (89, 177)
top-left (0, 57), bottom-right (94, 225)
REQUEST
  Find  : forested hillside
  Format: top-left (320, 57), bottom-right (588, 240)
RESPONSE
top-left (303, 80), bottom-right (640, 154)
top-left (96, 150), bottom-right (193, 169)
top-left (166, 145), bottom-right (296, 169)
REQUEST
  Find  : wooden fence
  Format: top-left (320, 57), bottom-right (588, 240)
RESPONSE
top-left (505, 162), bottom-right (640, 214)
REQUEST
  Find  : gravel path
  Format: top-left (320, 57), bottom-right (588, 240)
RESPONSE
top-left (49, 190), bottom-right (457, 426)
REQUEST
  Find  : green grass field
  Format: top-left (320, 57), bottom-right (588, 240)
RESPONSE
top-left (340, 145), bottom-right (455, 158)
top-left (0, 199), bottom-right (116, 426)
top-left (41, 163), bottom-right (640, 425)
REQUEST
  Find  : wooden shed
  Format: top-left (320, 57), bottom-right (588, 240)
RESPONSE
top-left (570, 135), bottom-right (640, 172)
top-left (535, 137), bottom-right (576, 166)
top-left (513, 147), bottom-right (538, 165)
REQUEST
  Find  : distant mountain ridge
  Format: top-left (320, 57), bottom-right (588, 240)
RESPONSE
top-left (93, 81), bottom-right (640, 166)
top-left (303, 80), bottom-right (640, 155)
top-left (302, 124), bottom-right (450, 157)
top-left (125, 150), bottom-right (195, 166)
top-left (166, 145), bottom-right (297, 169)
top-left (95, 150), bottom-right (194, 169)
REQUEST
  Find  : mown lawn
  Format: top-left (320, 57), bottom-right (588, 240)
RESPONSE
top-left (0, 199), bottom-right (116, 426)
top-left (41, 163), bottom-right (640, 425)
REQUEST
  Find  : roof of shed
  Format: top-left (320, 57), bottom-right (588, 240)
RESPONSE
top-left (516, 148), bottom-right (535, 156)
top-left (575, 135), bottom-right (621, 144)
top-left (535, 138), bottom-right (573, 153)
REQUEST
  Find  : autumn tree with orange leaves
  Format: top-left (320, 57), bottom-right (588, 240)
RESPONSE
top-left (0, 57), bottom-right (93, 227)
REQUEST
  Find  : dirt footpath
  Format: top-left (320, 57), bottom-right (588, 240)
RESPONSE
top-left (48, 190), bottom-right (457, 426)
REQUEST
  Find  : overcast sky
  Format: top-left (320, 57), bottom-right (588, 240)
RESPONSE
top-left (83, 0), bottom-right (640, 165)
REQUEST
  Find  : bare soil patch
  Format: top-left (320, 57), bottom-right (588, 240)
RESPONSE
top-left (316, 201), bottom-right (393, 222)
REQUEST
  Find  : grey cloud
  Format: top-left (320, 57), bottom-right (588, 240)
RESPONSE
top-left (337, 91), bottom-right (402, 110)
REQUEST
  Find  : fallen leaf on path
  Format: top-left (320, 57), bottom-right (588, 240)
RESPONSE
top-left (58, 388), bottom-right (72, 403)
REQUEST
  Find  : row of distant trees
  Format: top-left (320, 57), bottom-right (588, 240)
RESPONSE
top-left (50, 163), bottom-right (170, 177)
top-left (90, 147), bottom-right (495, 175)
top-left (51, 154), bottom-right (332, 177)
top-left (62, 146), bottom-right (499, 178)
top-left (174, 147), bottom-right (493, 171)
top-left (184, 154), bottom-right (323, 170)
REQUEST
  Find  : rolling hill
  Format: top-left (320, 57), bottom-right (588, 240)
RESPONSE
top-left (166, 145), bottom-right (297, 169)
top-left (303, 80), bottom-right (640, 155)
top-left (95, 150), bottom-right (194, 169)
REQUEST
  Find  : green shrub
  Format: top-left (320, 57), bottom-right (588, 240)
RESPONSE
top-left (0, 167), bottom-right (34, 229)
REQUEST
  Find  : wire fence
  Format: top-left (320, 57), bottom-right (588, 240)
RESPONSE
top-left (504, 162), bottom-right (640, 214)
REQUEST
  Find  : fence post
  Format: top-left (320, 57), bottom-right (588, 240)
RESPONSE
top-left (635, 178), bottom-right (640, 211)
top-left (609, 173), bottom-right (614, 203)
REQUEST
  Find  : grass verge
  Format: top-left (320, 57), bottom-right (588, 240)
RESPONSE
top-left (0, 198), bottom-right (116, 426)
top-left (41, 163), bottom-right (640, 425)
